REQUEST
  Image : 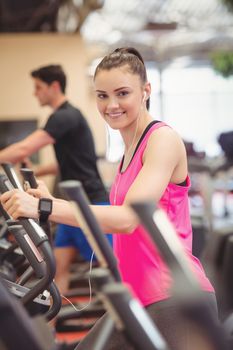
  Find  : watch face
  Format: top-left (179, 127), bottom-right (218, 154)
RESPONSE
top-left (39, 199), bottom-right (52, 213)
top-left (40, 200), bottom-right (52, 212)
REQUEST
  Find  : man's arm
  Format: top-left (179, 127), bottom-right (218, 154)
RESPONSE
top-left (0, 129), bottom-right (55, 164)
top-left (34, 163), bottom-right (59, 177)
top-left (21, 158), bottom-right (59, 176)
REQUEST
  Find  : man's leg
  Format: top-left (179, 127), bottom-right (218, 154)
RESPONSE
top-left (53, 223), bottom-right (78, 295)
top-left (54, 246), bottom-right (77, 295)
top-left (53, 213), bottom-right (112, 295)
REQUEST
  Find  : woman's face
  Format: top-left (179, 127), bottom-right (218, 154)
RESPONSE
top-left (94, 66), bottom-right (145, 130)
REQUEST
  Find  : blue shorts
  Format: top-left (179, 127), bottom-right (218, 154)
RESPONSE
top-left (54, 202), bottom-right (112, 261)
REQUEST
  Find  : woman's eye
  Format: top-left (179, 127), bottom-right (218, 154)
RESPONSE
top-left (97, 93), bottom-right (107, 99)
top-left (118, 91), bottom-right (129, 97)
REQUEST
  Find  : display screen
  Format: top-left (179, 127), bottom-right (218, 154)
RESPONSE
top-left (0, 119), bottom-right (39, 163)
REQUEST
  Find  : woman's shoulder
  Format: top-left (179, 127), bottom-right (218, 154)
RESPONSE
top-left (147, 123), bottom-right (185, 153)
top-left (149, 121), bottom-right (180, 138)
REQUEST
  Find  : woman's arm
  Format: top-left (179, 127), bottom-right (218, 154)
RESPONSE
top-left (124, 126), bottom-right (187, 204)
top-left (0, 189), bottom-right (138, 233)
top-left (0, 127), bottom-right (186, 234)
top-left (51, 198), bottom-right (139, 233)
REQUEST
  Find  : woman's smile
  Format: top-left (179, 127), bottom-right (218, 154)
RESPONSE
top-left (106, 111), bottom-right (126, 119)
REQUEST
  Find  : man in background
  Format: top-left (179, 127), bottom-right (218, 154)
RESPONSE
top-left (0, 64), bottom-right (112, 294)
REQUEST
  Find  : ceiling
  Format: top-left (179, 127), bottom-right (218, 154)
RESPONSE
top-left (81, 0), bottom-right (233, 39)
top-left (1, 0), bottom-right (233, 62)
top-left (80, 0), bottom-right (233, 62)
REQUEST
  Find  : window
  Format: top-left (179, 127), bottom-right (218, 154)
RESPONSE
top-left (106, 59), bottom-right (233, 161)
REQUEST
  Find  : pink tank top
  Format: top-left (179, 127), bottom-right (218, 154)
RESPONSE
top-left (109, 121), bottom-right (214, 306)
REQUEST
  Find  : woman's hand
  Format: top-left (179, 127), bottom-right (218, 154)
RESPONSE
top-left (26, 180), bottom-right (54, 200)
top-left (0, 189), bottom-right (39, 220)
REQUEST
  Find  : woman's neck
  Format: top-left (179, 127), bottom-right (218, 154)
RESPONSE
top-left (121, 113), bottom-right (152, 151)
top-left (120, 113), bottom-right (153, 171)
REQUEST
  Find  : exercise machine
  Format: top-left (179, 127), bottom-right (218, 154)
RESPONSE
top-left (131, 200), bottom-right (229, 350)
top-left (0, 169), bottom-right (61, 321)
top-left (59, 180), bottom-right (170, 350)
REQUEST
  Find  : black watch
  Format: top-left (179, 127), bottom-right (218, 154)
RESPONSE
top-left (38, 198), bottom-right (53, 223)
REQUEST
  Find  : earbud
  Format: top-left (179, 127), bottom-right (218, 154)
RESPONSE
top-left (142, 92), bottom-right (147, 103)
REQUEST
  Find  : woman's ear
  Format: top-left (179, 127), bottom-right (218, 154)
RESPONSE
top-left (143, 91), bottom-right (147, 103)
top-left (144, 82), bottom-right (151, 100)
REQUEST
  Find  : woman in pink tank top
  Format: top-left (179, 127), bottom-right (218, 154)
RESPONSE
top-left (0, 47), bottom-right (217, 350)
